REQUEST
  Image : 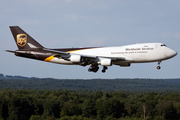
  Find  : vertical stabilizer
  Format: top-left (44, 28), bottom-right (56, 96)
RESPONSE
top-left (10, 26), bottom-right (44, 50)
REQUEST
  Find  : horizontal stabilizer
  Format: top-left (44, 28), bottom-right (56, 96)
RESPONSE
top-left (5, 50), bottom-right (16, 53)
top-left (5, 50), bottom-right (33, 55)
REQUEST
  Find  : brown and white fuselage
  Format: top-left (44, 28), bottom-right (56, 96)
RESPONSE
top-left (6, 26), bottom-right (177, 73)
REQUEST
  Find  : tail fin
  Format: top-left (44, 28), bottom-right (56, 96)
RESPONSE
top-left (10, 26), bottom-right (44, 50)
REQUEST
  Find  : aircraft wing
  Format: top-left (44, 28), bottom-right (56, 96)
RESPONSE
top-left (42, 48), bottom-right (126, 61)
top-left (42, 48), bottom-right (98, 59)
top-left (6, 48), bottom-right (127, 62)
top-left (42, 48), bottom-right (69, 55)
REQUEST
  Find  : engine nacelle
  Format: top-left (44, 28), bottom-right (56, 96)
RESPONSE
top-left (100, 59), bottom-right (112, 66)
top-left (69, 55), bottom-right (82, 63)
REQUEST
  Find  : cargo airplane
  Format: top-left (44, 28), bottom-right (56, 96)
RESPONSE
top-left (6, 26), bottom-right (177, 73)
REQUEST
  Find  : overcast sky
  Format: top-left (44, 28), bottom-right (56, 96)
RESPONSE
top-left (0, 0), bottom-right (180, 79)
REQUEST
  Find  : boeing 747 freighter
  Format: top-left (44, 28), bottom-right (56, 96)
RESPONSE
top-left (6, 26), bottom-right (177, 73)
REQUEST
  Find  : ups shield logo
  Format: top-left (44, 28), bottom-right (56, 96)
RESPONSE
top-left (17, 34), bottom-right (27, 47)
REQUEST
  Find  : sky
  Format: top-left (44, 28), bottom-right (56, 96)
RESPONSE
top-left (0, 0), bottom-right (180, 79)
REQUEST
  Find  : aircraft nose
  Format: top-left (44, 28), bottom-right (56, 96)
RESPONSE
top-left (172, 49), bottom-right (178, 57)
top-left (174, 51), bottom-right (178, 57)
top-left (166, 48), bottom-right (178, 58)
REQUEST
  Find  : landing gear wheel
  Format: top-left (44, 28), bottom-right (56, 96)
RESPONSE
top-left (104, 66), bottom-right (108, 70)
top-left (157, 66), bottom-right (161, 70)
top-left (102, 66), bottom-right (108, 73)
top-left (88, 66), bottom-right (99, 73)
top-left (157, 61), bottom-right (162, 70)
top-left (93, 67), bottom-right (99, 73)
top-left (88, 69), bottom-right (91, 72)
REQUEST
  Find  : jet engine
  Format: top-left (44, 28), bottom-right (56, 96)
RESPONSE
top-left (100, 59), bottom-right (112, 66)
top-left (69, 55), bottom-right (82, 63)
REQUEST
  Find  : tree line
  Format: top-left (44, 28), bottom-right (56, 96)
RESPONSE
top-left (1, 77), bottom-right (180, 92)
top-left (0, 89), bottom-right (180, 120)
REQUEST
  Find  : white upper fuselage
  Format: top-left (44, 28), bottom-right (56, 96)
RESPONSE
top-left (50, 43), bottom-right (177, 66)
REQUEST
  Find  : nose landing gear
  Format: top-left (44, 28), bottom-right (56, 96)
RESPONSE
top-left (157, 61), bottom-right (161, 70)
top-left (157, 66), bottom-right (161, 70)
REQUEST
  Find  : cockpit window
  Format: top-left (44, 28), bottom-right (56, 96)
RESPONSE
top-left (161, 44), bottom-right (166, 47)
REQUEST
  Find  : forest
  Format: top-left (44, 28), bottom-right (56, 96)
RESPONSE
top-left (0, 74), bottom-right (180, 92)
top-left (1, 74), bottom-right (180, 120)
top-left (0, 89), bottom-right (180, 120)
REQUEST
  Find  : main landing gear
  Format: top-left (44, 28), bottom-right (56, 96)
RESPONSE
top-left (88, 66), bottom-right (99, 73)
top-left (102, 66), bottom-right (108, 73)
top-left (157, 61), bottom-right (161, 70)
top-left (88, 65), bottom-right (108, 73)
